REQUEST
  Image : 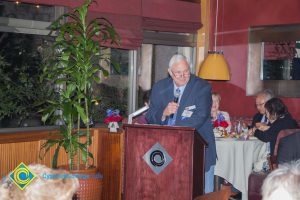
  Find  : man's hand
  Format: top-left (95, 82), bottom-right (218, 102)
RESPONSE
top-left (257, 124), bottom-right (270, 131)
top-left (255, 122), bottom-right (270, 131)
top-left (248, 128), bottom-right (256, 136)
top-left (162, 102), bottom-right (179, 118)
top-left (255, 122), bottom-right (267, 128)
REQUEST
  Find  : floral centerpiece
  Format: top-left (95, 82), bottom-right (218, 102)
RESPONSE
top-left (104, 108), bottom-right (122, 132)
top-left (213, 113), bottom-right (229, 129)
top-left (212, 112), bottom-right (229, 137)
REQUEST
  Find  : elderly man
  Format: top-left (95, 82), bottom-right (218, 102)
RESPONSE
top-left (247, 89), bottom-right (274, 135)
top-left (146, 54), bottom-right (216, 193)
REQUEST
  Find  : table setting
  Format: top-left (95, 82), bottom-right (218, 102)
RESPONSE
top-left (213, 126), bottom-right (252, 141)
top-left (214, 127), bottom-right (268, 200)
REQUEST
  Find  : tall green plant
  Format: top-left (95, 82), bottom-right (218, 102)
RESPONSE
top-left (40, 0), bottom-right (120, 170)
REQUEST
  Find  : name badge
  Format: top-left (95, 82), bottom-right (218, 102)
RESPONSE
top-left (182, 110), bottom-right (193, 118)
top-left (185, 105), bottom-right (196, 111)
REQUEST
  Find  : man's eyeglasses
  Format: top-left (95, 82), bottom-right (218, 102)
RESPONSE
top-left (255, 102), bottom-right (265, 107)
top-left (171, 70), bottom-right (190, 78)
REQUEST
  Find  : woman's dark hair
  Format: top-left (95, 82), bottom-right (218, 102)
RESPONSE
top-left (265, 97), bottom-right (288, 119)
top-left (143, 90), bottom-right (151, 104)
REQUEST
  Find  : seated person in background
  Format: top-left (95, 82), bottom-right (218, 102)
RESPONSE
top-left (246, 89), bottom-right (274, 132)
top-left (262, 160), bottom-right (300, 200)
top-left (0, 164), bottom-right (79, 200)
top-left (132, 90), bottom-right (151, 124)
top-left (211, 92), bottom-right (231, 135)
top-left (211, 92), bottom-right (240, 198)
top-left (122, 90), bottom-right (151, 125)
top-left (251, 98), bottom-right (299, 155)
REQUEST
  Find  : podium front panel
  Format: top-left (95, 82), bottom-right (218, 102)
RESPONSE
top-left (123, 124), bottom-right (205, 200)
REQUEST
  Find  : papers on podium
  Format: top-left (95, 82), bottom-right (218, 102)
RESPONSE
top-left (128, 105), bottom-right (149, 124)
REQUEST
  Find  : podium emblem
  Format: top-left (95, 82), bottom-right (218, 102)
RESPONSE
top-left (143, 142), bottom-right (173, 175)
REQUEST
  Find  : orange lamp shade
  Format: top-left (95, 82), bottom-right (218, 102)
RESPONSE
top-left (198, 51), bottom-right (230, 80)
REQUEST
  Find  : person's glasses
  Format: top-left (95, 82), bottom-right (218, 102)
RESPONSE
top-left (171, 70), bottom-right (190, 78)
top-left (255, 102), bottom-right (265, 107)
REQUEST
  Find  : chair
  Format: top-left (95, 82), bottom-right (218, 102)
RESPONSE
top-left (194, 186), bottom-right (231, 200)
top-left (277, 130), bottom-right (300, 161)
top-left (248, 128), bottom-right (300, 200)
top-left (248, 172), bottom-right (268, 200)
top-left (268, 128), bottom-right (300, 170)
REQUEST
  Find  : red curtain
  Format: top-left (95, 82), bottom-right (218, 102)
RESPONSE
top-left (20, 0), bottom-right (201, 49)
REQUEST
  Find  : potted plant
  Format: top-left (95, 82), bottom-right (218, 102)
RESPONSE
top-left (39, 0), bottom-right (120, 198)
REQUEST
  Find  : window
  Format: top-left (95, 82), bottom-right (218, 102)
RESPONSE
top-left (247, 24), bottom-right (300, 97)
top-left (0, 2), bottom-right (197, 126)
top-left (136, 31), bottom-right (196, 110)
top-left (262, 41), bottom-right (300, 80)
top-left (0, 2), bottom-right (59, 128)
top-left (0, 1), bottom-right (56, 21)
top-left (92, 49), bottom-right (130, 123)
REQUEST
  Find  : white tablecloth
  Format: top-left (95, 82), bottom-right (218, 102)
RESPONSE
top-left (214, 138), bottom-right (267, 200)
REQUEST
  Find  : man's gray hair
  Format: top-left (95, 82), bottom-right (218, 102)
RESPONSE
top-left (257, 89), bottom-right (274, 102)
top-left (168, 54), bottom-right (189, 69)
top-left (262, 160), bottom-right (300, 200)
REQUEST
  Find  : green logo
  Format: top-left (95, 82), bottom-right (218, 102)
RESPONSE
top-left (9, 162), bottom-right (36, 190)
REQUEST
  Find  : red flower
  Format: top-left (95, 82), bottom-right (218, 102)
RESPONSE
top-left (104, 115), bottom-right (122, 124)
top-left (214, 120), bottom-right (229, 128)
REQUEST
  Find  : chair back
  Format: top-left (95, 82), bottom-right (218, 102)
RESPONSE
top-left (269, 129), bottom-right (300, 170)
top-left (249, 129), bottom-right (300, 200)
top-left (274, 129), bottom-right (300, 156)
top-left (277, 130), bottom-right (300, 163)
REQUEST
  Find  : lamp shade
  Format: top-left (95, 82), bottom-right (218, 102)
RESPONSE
top-left (198, 51), bottom-right (230, 80)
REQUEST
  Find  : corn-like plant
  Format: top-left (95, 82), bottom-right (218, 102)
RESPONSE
top-left (40, 0), bottom-right (120, 170)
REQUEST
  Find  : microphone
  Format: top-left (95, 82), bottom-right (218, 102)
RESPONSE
top-left (170, 88), bottom-right (181, 119)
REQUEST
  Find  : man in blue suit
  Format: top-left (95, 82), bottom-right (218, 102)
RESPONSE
top-left (146, 54), bottom-right (216, 193)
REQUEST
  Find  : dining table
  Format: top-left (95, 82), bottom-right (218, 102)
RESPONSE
top-left (214, 136), bottom-right (267, 200)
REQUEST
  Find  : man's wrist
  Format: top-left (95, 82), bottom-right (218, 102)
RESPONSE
top-left (161, 115), bottom-right (166, 121)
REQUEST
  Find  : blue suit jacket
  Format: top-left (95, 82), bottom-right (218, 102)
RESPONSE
top-left (146, 74), bottom-right (216, 171)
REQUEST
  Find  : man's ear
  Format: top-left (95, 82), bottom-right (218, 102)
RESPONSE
top-left (168, 68), bottom-right (174, 79)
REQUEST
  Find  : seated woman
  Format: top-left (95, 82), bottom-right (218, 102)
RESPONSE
top-left (211, 92), bottom-right (231, 136)
top-left (132, 90), bottom-right (150, 124)
top-left (122, 90), bottom-right (151, 124)
top-left (252, 97), bottom-right (299, 155)
top-left (211, 92), bottom-right (241, 198)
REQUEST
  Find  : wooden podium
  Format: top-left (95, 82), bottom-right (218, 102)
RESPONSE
top-left (123, 124), bottom-right (207, 200)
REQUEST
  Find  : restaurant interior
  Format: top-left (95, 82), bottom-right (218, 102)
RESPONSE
top-left (0, 0), bottom-right (300, 200)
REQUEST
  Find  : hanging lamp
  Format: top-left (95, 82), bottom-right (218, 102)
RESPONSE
top-left (198, 0), bottom-right (230, 80)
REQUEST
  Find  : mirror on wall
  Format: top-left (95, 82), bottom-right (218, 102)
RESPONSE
top-left (247, 24), bottom-right (300, 97)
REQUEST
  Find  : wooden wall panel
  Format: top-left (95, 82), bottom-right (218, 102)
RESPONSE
top-left (98, 130), bottom-right (123, 200)
top-left (0, 141), bottom-right (41, 178)
top-left (0, 136), bottom-right (98, 178)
